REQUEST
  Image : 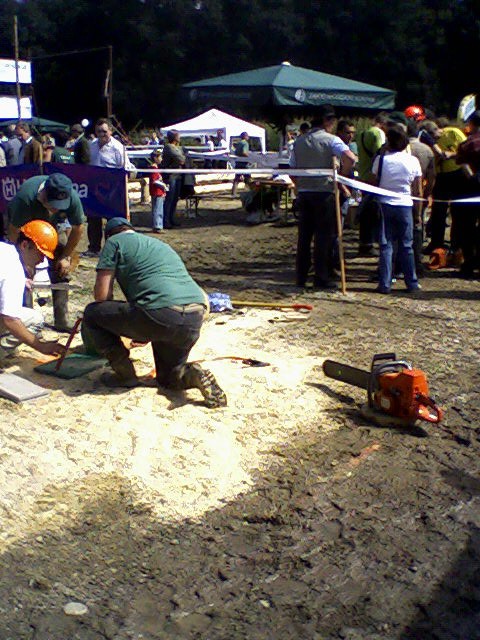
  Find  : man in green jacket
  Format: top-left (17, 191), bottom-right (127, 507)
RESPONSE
top-left (82, 217), bottom-right (227, 409)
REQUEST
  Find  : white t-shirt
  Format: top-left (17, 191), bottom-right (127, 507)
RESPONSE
top-left (0, 243), bottom-right (26, 319)
top-left (372, 151), bottom-right (422, 206)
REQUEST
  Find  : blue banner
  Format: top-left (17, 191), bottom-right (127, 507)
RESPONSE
top-left (0, 164), bottom-right (39, 215)
top-left (0, 163), bottom-right (127, 220)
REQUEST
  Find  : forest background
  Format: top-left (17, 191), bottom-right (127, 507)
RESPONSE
top-left (0, 0), bottom-right (479, 131)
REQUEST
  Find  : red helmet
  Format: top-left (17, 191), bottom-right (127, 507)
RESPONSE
top-left (404, 105), bottom-right (426, 121)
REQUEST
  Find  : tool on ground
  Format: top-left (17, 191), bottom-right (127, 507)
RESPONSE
top-left (268, 312), bottom-right (310, 323)
top-left (55, 315), bottom-right (83, 371)
top-left (231, 299), bottom-right (313, 311)
top-left (35, 354), bottom-right (107, 379)
top-left (224, 356), bottom-right (270, 367)
top-left (323, 352), bottom-right (443, 424)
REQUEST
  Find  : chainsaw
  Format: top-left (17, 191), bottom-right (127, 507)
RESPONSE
top-left (323, 353), bottom-right (443, 424)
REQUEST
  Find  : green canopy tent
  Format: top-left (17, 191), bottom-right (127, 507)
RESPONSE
top-left (182, 61), bottom-right (395, 129)
top-left (0, 116), bottom-right (70, 132)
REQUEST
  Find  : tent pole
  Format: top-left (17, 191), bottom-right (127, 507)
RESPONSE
top-left (13, 16), bottom-right (22, 120)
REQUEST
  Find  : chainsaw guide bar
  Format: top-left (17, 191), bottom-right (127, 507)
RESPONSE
top-left (322, 360), bottom-right (370, 390)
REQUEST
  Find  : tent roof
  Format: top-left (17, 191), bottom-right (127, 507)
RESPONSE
top-left (161, 108), bottom-right (265, 138)
top-left (0, 116), bottom-right (69, 131)
top-left (183, 62), bottom-right (395, 110)
top-left (184, 62), bottom-right (391, 93)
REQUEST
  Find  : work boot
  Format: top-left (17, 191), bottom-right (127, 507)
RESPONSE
top-left (101, 345), bottom-right (141, 388)
top-left (52, 289), bottom-right (74, 332)
top-left (181, 363), bottom-right (227, 408)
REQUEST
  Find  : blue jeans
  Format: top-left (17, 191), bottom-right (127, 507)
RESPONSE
top-left (151, 195), bottom-right (165, 230)
top-left (164, 176), bottom-right (182, 227)
top-left (378, 204), bottom-right (418, 291)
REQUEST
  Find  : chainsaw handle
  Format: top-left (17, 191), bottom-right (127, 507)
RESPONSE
top-left (415, 393), bottom-right (444, 424)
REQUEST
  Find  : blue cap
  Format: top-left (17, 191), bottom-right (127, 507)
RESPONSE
top-left (104, 217), bottom-right (133, 236)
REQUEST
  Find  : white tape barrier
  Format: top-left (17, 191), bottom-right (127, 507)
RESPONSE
top-left (336, 174), bottom-right (480, 205)
top-left (132, 164), bottom-right (480, 205)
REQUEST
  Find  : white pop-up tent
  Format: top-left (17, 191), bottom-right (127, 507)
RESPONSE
top-left (161, 108), bottom-right (266, 152)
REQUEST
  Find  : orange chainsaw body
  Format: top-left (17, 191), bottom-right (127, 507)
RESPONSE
top-left (374, 368), bottom-right (443, 423)
top-left (323, 353), bottom-right (444, 425)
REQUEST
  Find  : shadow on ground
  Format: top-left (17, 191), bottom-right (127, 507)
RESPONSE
top-left (0, 423), bottom-right (478, 639)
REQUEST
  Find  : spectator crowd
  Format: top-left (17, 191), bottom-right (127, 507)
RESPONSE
top-left (0, 106), bottom-right (479, 290)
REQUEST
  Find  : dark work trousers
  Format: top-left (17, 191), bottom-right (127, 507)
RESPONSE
top-left (296, 191), bottom-right (336, 286)
top-left (457, 177), bottom-right (480, 274)
top-left (163, 175), bottom-right (183, 227)
top-left (358, 194), bottom-right (380, 250)
top-left (82, 301), bottom-right (204, 387)
top-left (429, 170), bottom-right (464, 250)
top-left (87, 216), bottom-right (103, 253)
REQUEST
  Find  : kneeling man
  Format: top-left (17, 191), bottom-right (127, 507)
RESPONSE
top-left (82, 218), bottom-right (226, 408)
top-left (0, 220), bottom-right (66, 359)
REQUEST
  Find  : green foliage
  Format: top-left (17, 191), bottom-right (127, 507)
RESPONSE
top-left (0, 0), bottom-right (478, 131)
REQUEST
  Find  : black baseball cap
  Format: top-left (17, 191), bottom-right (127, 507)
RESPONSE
top-left (45, 173), bottom-right (72, 210)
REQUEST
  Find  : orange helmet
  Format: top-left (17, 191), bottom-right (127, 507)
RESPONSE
top-left (404, 105), bottom-right (426, 121)
top-left (20, 220), bottom-right (58, 260)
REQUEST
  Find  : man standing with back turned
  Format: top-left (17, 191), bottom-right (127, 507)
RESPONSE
top-left (290, 105), bottom-right (356, 290)
top-left (82, 218), bottom-right (227, 409)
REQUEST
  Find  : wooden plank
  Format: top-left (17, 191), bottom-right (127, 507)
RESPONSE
top-left (0, 372), bottom-right (50, 403)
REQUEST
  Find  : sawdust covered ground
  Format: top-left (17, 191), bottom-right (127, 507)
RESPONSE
top-left (0, 193), bottom-right (479, 639)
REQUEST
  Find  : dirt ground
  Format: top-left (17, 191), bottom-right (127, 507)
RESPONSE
top-left (0, 193), bottom-right (479, 640)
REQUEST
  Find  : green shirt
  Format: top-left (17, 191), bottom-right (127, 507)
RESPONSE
top-left (436, 127), bottom-right (467, 174)
top-left (97, 231), bottom-right (205, 309)
top-left (52, 146), bottom-right (74, 164)
top-left (357, 126), bottom-right (385, 180)
top-left (8, 175), bottom-right (85, 228)
top-left (235, 139), bottom-right (249, 157)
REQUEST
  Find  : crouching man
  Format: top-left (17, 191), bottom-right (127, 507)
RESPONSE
top-left (0, 220), bottom-right (66, 360)
top-left (82, 217), bottom-right (227, 409)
